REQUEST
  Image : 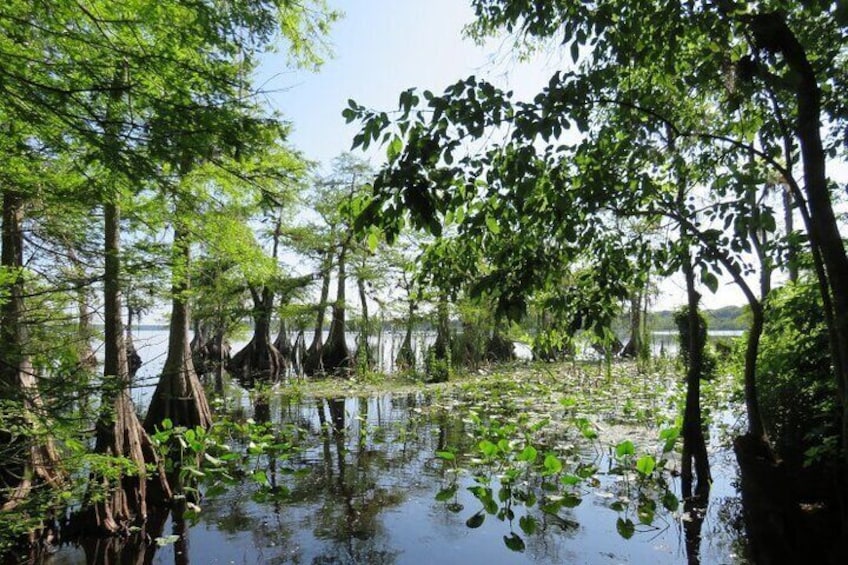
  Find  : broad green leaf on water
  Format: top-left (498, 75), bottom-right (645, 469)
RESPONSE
top-left (466, 511), bottom-right (486, 528)
top-left (479, 440), bottom-right (498, 458)
top-left (435, 485), bottom-right (458, 502)
top-left (543, 453), bottom-right (563, 475)
top-left (615, 440), bottom-right (635, 459)
top-left (517, 445), bottom-right (538, 463)
top-left (484, 495), bottom-right (499, 515)
top-left (636, 455), bottom-right (656, 476)
top-left (251, 470), bottom-right (268, 485)
top-left (575, 418), bottom-right (598, 439)
top-left (205, 483), bottom-right (226, 498)
top-left (562, 493), bottom-right (583, 508)
top-left (559, 396), bottom-right (577, 408)
top-left (519, 514), bottom-right (537, 535)
top-left (436, 450), bottom-right (455, 461)
top-left (541, 501), bottom-right (563, 515)
top-left (503, 532), bottom-right (526, 552)
top-left (155, 535), bottom-right (180, 547)
top-left (576, 464), bottom-right (598, 479)
top-left (662, 490), bottom-right (680, 511)
top-left (616, 517), bottom-right (635, 539)
top-left (561, 474), bottom-right (581, 486)
top-left (609, 500), bottom-right (626, 512)
top-left (638, 498), bottom-right (656, 525)
top-left (446, 502), bottom-right (464, 513)
top-left (497, 439), bottom-right (511, 453)
top-left (659, 426), bottom-right (680, 452)
top-left (498, 487), bottom-right (509, 503)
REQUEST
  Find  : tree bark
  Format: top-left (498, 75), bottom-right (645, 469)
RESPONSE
top-left (396, 298), bottom-right (416, 369)
top-left (680, 245), bottom-right (712, 500)
top-left (125, 305), bottom-right (141, 380)
top-left (0, 190), bottom-right (65, 511)
top-left (274, 318), bottom-right (292, 377)
top-left (145, 222), bottom-right (212, 431)
top-left (355, 276), bottom-right (373, 370)
top-left (323, 246), bottom-right (352, 375)
top-left (620, 291), bottom-right (643, 359)
top-left (228, 285), bottom-right (283, 386)
top-left (90, 198), bottom-right (171, 533)
top-left (304, 251), bottom-right (333, 376)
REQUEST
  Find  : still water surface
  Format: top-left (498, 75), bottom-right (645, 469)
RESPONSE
top-left (46, 330), bottom-right (747, 564)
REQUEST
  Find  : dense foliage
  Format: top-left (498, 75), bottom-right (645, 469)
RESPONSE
top-left (757, 279), bottom-right (839, 469)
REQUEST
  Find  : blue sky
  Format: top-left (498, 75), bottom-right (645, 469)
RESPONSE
top-left (257, 1), bottom-right (557, 169)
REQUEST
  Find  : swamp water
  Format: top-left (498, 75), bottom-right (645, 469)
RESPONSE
top-left (32, 341), bottom-right (749, 565)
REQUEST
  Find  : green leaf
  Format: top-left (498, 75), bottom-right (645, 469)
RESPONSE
top-left (561, 474), bottom-right (581, 486)
top-left (519, 515), bottom-right (537, 535)
top-left (616, 517), bottom-right (635, 539)
top-left (635, 455), bottom-right (656, 476)
top-left (485, 214), bottom-right (501, 234)
top-left (543, 453), bottom-right (563, 475)
top-left (660, 428), bottom-right (679, 453)
top-left (367, 229), bottom-right (380, 252)
top-left (435, 485), bottom-right (458, 502)
top-left (615, 440), bottom-right (635, 459)
top-left (479, 440), bottom-right (498, 458)
top-left (436, 450), bottom-right (455, 461)
top-left (701, 270), bottom-right (719, 294)
top-left (251, 470), bottom-right (268, 485)
top-left (155, 535), bottom-right (180, 547)
top-left (387, 136), bottom-right (403, 161)
top-left (466, 511), bottom-right (486, 528)
top-left (503, 532), bottom-right (526, 552)
top-left (662, 490), bottom-right (679, 512)
top-left (517, 445), bottom-right (538, 463)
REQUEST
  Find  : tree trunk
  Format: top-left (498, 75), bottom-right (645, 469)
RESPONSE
top-left (126, 305), bottom-right (141, 380)
top-left (89, 198), bottom-right (171, 534)
top-left (323, 246), bottom-right (351, 375)
top-left (66, 246), bottom-right (96, 369)
top-left (145, 223), bottom-right (212, 432)
top-left (620, 291), bottom-right (643, 359)
top-left (748, 9), bottom-right (848, 466)
top-left (355, 276), bottom-right (373, 371)
top-left (274, 318), bottom-right (293, 377)
top-left (304, 251), bottom-right (333, 376)
top-left (396, 298), bottom-right (416, 370)
top-left (190, 318), bottom-right (208, 378)
top-left (0, 190), bottom-right (65, 512)
top-left (228, 285), bottom-right (283, 386)
top-left (782, 184), bottom-right (798, 283)
top-left (680, 245), bottom-right (711, 500)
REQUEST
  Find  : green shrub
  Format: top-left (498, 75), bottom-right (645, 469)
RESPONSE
top-left (757, 280), bottom-right (839, 468)
top-left (425, 346), bottom-right (451, 383)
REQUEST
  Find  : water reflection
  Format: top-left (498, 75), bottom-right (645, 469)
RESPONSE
top-left (36, 383), bottom-right (748, 564)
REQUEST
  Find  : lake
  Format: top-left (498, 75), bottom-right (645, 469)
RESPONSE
top-left (36, 330), bottom-right (749, 564)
